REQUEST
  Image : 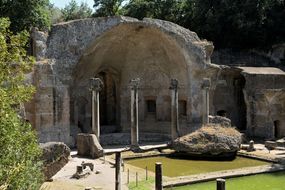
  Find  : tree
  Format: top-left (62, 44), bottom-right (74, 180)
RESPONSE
top-left (0, 0), bottom-right (50, 32)
top-left (93, 0), bottom-right (125, 17)
top-left (182, 0), bottom-right (285, 49)
top-left (61, 0), bottom-right (93, 21)
top-left (49, 3), bottom-right (64, 24)
top-left (0, 18), bottom-right (43, 190)
top-left (263, 0), bottom-right (285, 46)
top-left (124, 0), bottom-right (183, 22)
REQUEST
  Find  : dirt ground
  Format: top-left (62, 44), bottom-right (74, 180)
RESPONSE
top-left (40, 151), bottom-right (129, 190)
top-left (40, 149), bottom-right (157, 190)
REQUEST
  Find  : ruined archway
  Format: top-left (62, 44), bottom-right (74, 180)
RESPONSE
top-left (29, 17), bottom-right (219, 145)
top-left (72, 23), bottom-right (189, 135)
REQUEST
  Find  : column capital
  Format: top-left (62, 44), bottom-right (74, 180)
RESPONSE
top-left (170, 78), bottom-right (178, 90)
top-left (129, 78), bottom-right (140, 90)
top-left (202, 78), bottom-right (211, 89)
top-left (90, 78), bottom-right (103, 91)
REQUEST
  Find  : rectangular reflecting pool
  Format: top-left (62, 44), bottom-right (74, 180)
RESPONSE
top-left (169, 171), bottom-right (285, 190)
top-left (125, 156), bottom-right (269, 177)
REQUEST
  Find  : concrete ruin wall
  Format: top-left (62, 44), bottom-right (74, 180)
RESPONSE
top-left (26, 16), bottom-right (220, 146)
top-left (210, 66), bottom-right (285, 139)
top-left (26, 16), bottom-right (285, 145)
top-left (241, 68), bottom-right (285, 139)
top-left (210, 67), bottom-right (247, 131)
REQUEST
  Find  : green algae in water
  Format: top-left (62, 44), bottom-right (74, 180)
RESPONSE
top-left (125, 156), bottom-right (269, 177)
top-left (170, 171), bottom-right (285, 190)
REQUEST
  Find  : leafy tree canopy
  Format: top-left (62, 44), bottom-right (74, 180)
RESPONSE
top-left (122, 0), bottom-right (285, 49)
top-left (49, 3), bottom-right (64, 24)
top-left (93, 0), bottom-right (125, 17)
top-left (0, 18), bottom-right (43, 190)
top-left (61, 0), bottom-right (93, 21)
top-left (0, 0), bottom-right (50, 32)
top-left (124, 0), bottom-right (183, 22)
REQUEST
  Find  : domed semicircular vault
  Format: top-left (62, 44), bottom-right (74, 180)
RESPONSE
top-left (71, 20), bottom-right (218, 138)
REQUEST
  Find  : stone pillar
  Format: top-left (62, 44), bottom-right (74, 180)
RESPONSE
top-left (216, 178), bottom-right (226, 190)
top-left (170, 79), bottom-right (179, 140)
top-left (155, 162), bottom-right (162, 190)
top-left (115, 152), bottom-right (122, 190)
top-left (130, 78), bottom-right (140, 147)
top-left (202, 78), bottom-right (211, 124)
top-left (90, 78), bottom-right (103, 139)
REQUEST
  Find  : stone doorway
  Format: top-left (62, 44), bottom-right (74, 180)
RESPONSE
top-left (274, 120), bottom-right (281, 139)
top-left (234, 77), bottom-right (247, 131)
top-left (97, 71), bottom-right (120, 134)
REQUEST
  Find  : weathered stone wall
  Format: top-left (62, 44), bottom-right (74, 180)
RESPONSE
top-left (211, 66), bottom-right (285, 139)
top-left (210, 67), bottom-right (247, 130)
top-left (28, 16), bottom-right (220, 146)
top-left (25, 60), bottom-right (71, 144)
top-left (241, 68), bottom-right (285, 138)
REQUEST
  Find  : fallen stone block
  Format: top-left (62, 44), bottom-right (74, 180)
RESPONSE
top-left (40, 142), bottom-right (71, 180)
top-left (265, 141), bottom-right (277, 150)
top-left (276, 138), bottom-right (285, 147)
top-left (247, 140), bottom-right (255, 152)
top-left (82, 161), bottom-right (94, 171)
top-left (77, 133), bottom-right (103, 158)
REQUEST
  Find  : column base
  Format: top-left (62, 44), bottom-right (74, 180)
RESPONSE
top-left (130, 144), bottom-right (143, 153)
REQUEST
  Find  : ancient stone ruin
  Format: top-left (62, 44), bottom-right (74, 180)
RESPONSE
top-left (172, 124), bottom-right (242, 158)
top-left (25, 16), bottom-right (285, 147)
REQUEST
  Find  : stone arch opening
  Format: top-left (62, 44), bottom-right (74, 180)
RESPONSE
top-left (274, 120), bottom-right (281, 138)
top-left (217, 110), bottom-right (227, 117)
top-left (75, 96), bottom-right (89, 133)
top-left (213, 69), bottom-right (247, 130)
top-left (179, 100), bottom-right (187, 117)
top-left (96, 71), bottom-right (120, 133)
top-left (234, 76), bottom-right (247, 130)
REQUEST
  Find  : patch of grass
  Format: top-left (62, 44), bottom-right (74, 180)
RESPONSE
top-left (128, 177), bottom-right (155, 190)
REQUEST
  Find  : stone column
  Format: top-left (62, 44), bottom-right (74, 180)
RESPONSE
top-left (155, 162), bottom-right (162, 190)
top-left (130, 78), bottom-right (140, 147)
top-left (170, 79), bottom-right (179, 140)
top-left (202, 78), bottom-right (211, 124)
top-left (216, 178), bottom-right (226, 190)
top-left (90, 78), bottom-right (103, 139)
top-left (115, 152), bottom-right (122, 190)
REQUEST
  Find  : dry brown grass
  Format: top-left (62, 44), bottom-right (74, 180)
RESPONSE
top-left (198, 124), bottom-right (241, 137)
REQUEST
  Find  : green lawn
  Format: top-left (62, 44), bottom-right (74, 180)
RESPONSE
top-left (128, 178), bottom-right (154, 190)
top-left (169, 171), bottom-right (285, 190)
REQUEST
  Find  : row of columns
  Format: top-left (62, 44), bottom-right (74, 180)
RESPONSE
top-left (90, 77), bottom-right (211, 145)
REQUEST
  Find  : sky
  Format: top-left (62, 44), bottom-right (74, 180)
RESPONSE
top-left (50, 0), bottom-right (94, 9)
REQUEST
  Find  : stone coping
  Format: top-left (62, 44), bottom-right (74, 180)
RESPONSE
top-left (163, 164), bottom-right (285, 188)
top-left (101, 146), bottom-right (285, 188)
top-left (237, 151), bottom-right (279, 163)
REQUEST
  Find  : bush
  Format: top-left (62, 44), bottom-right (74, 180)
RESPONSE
top-left (0, 18), bottom-right (43, 190)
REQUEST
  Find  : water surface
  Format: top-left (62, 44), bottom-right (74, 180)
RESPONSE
top-left (126, 156), bottom-right (269, 177)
